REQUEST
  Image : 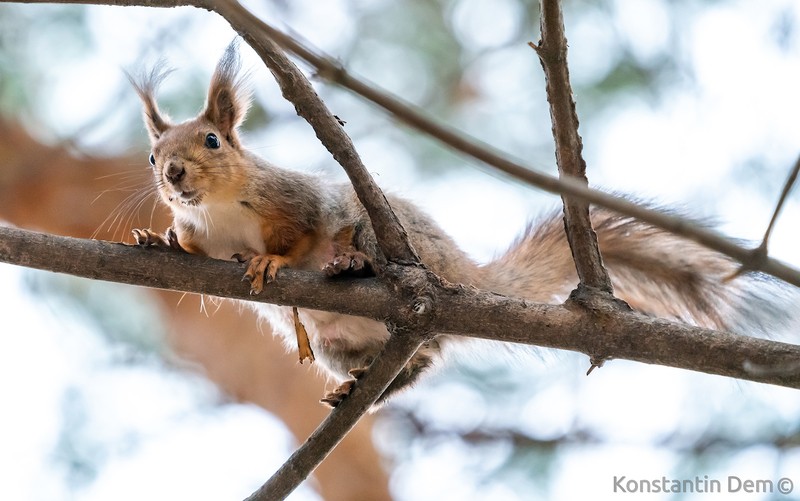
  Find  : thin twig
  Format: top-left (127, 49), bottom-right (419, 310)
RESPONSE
top-left (531, 0), bottom-right (612, 293)
top-left (726, 154), bottom-right (800, 280)
top-left (760, 155), bottom-right (800, 253)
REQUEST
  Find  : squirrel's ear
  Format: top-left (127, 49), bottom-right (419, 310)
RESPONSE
top-left (204, 41), bottom-right (251, 148)
top-left (140, 97), bottom-right (170, 143)
top-left (126, 61), bottom-right (172, 142)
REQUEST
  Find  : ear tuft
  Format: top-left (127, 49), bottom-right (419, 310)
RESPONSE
top-left (125, 60), bottom-right (173, 142)
top-left (203, 40), bottom-right (252, 147)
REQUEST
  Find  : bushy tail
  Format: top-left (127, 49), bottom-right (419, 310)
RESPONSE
top-left (482, 207), bottom-right (774, 332)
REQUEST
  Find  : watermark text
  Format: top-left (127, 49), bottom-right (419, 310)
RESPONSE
top-left (612, 475), bottom-right (793, 495)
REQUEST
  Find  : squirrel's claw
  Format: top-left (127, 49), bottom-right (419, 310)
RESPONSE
top-left (240, 253), bottom-right (289, 294)
top-left (132, 228), bottom-right (168, 247)
top-left (323, 251), bottom-right (373, 278)
top-left (132, 227), bottom-right (188, 252)
top-left (319, 367), bottom-right (368, 408)
top-left (164, 227), bottom-right (187, 252)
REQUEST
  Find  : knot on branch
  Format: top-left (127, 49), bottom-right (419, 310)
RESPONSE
top-left (528, 41), bottom-right (566, 64)
top-left (565, 283), bottom-right (632, 315)
top-left (383, 263), bottom-right (437, 336)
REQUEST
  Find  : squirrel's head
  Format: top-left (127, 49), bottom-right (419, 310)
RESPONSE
top-left (128, 41), bottom-right (253, 210)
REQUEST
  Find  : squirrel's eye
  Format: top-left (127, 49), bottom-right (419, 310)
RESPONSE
top-left (148, 153), bottom-right (156, 166)
top-left (205, 133), bottom-right (221, 149)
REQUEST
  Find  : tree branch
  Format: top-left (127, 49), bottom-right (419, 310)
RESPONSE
top-left (761, 155), bottom-right (800, 253)
top-left (3, 0), bottom-right (800, 289)
top-left (727, 155), bottom-right (800, 280)
top-left (2, 226), bottom-right (799, 390)
top-left (245, 326), bottom-right (426, 501)
top-left (531, 0), bottom-right (612, 293)
top-left (214, 0), bottom-right (419, 266)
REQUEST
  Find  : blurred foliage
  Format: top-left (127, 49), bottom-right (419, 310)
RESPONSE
top-left (0, 4), bottom-right (90, 117)
top-left (23, 272), bottom-right (170, 359)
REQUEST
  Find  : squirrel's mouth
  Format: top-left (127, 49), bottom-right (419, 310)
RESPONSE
top-left (175, 189), bottom-right (203, 206)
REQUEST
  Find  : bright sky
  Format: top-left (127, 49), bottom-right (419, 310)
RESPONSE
top-left (2, 0), bottom-right (800, 500)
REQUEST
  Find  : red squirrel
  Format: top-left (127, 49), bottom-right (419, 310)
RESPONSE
top-left (129, 43), bottom-right (752, 407)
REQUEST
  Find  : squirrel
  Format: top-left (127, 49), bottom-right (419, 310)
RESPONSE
top-left (128, 43), bottom-right (757, 408)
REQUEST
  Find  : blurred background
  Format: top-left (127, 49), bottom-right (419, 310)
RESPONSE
top-left (1, 0), bottom-right (800, 499)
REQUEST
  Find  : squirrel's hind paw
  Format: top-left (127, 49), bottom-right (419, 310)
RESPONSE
top-left (323, 251), bottom-right (373, 278)
top-left (319, 368), bottom-right (367, 408)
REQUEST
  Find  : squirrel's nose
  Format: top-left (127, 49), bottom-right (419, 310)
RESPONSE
top-left (165, 162), bottom-right (186, 184)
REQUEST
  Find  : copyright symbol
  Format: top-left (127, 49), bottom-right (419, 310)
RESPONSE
top-left (778, 477), bottom-right (793, 495)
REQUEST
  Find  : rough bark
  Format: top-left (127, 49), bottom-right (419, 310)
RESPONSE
top-left (2, 226), bottom-right (800, 391)
top-left (531, 0), bottom-right (612, 293)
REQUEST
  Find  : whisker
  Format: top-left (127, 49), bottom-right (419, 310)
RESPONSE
top-left (198, 294), bottom-right (210, 317)
top-left (94, 169), bottom-right (150, 181)
top-left (121, 190), bottom-right (157, 239)
top-left (148, 195), bottom-right (160, 230)
top-left (92, 188), bottom-right (150, 239)
top-left (91, 185), bottom-right (161, 241)
top-left (91, 180), bottom-right (151, 206)
top-left (176, 292), bottom-right (190, 308)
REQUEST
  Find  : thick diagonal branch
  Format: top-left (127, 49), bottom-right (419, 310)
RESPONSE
top-left (213, 0), bottom-right (419, 266)
top-left (245, 326), bottom-right (426, 501)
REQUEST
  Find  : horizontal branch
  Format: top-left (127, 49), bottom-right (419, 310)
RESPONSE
top-left (2, 226), bottom-right (799, 389)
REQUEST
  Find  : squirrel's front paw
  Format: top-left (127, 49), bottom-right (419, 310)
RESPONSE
top-left (132, 227), bottom-right (186, 252)
top-left (132, 228), bottom-right (167, 247)
top-left (234, 251), bottom-right (289, 295)
top-left (320, 368), bottom-right (367, 408)
top-left (323, 251), bottom-right (373, 277)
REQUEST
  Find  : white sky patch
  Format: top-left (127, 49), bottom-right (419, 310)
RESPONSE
top-left (80, 405), bottom-right (319, 501)
top-left (612, 0), bottom-right (670, 63)
top-left (0, 266), bottom-right (68, 500)
top-left (450, 0), bottom-right (523, 51)
top-left (567, 8), bottom-right (619, 85)
top-left (576, 362), bottom-right (690, 442)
